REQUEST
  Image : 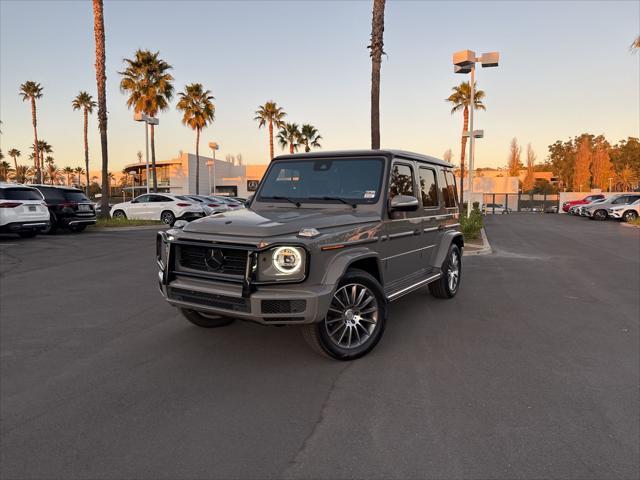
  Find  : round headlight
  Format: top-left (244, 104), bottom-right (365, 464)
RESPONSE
top-left (272, 246), bottom-right (302, 274)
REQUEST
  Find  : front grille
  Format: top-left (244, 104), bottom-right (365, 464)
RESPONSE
top-left (261, 299), bottom-right (307, 314)
top-left (177, 244), bottom-right (248, 276)
top-left (168, 287), bottom-right (249, 312)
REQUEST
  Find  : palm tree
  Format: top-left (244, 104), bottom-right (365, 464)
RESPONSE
top-left (72, 91), bottom-right (97, 196)
top-left (446, 81), bottom-right (486, 207)
top-left (8, 148), bottom-right (20, 171)
top-left (74, 167), bottom-right (85, 188)
top-left (176, 83), bottom-right (215, 195)
top-left (300, 124), bottom-right (322, 152)
top-left (106, 171), bottom-right (116, 196)
top-left (616, 164), bottom-right (638, 192)
top-left (277, 123), bottom-right (302, 154)
top-left (45, 155), bottom-right (55, 166)
top-left (45, 163), bottom-right (61, 185)
top-left (119, 49), bottom-right (174, 192)
top-left (12, 165), bottom-right (30, 184)
top-left (0, 161), bottom-right (12, 182)
top-left (254, 101), bottom-right (287, 160)
top-left (369, 0), bottom-right (386, 149)
top-left (92, 0), bottom-right (109, 217)
top-left (19, 81), bottom-right (43, 183)
top-left (62, 166), bottom-right (74, 186)
top-left (31, 140), bottom-right (53, 177)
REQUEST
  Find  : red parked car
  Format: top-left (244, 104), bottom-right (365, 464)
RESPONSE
top-left (562, 194), bottom-right (605, 213)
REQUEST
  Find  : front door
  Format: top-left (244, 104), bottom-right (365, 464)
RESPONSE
top-left (128, 194), bottom-right (151, 219)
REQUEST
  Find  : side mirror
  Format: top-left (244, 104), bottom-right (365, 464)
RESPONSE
top-left (130, 198), bottom-right (137, 204)
top-left (389, 195), bottom-right (419, 212)
top-left (173, 220), bottom-right (188, 229)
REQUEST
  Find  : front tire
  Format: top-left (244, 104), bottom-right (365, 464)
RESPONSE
top-left (179, 308), bottom-right (234, 328)
top-left (112, 210), bottom-right (127, 220)
top-left (161, 210), bottom-right (176, 226)
top-left (429, 243), bottom-right (461, 299)
top-left (623, 210), bottom-right (638, 222)
top-left (592, 209), bottom-right (607, 221)
top-left (302, 269), bottom-right (387, 361)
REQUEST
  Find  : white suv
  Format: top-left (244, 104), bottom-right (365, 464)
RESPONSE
top-left (0, 184), bottom-right (50, 238)
top-left (608, 198), bottom-right (640, 222)
top-left (110, 193), bottom-right (205, 225)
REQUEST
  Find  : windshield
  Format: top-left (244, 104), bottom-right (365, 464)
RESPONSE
top-left (258, 158), bottom-right (384, 204)
top-left (0, 187), bottom-right (43, 200)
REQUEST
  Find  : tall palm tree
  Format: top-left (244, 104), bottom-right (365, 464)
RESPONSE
top-left (446, 81), bottom-right (486, 206)
top-left (277, 123), bottom-right (302, 154)
top-left (12, 165), bottom-right (30, 184)
top-left (176, 83), bottom-right (215, 195)
top-left (8, 148), bottom-right (21, 171)
top-left (72, 91), bottom-right (97, 196)
top-left (45, 156), bottom-right (55, 166)
top-left (92, 0), bottom-right (109, 217)
top-left (119, 49), bottom-right (174, 192)
top-left (31, 140), bottom-right (53, 177)
top-left (74, 167), bottom-right (86, 188)
top-left (300, 124), bottom-right (322, 152)
top-left (369, 0), bottom-right (386, 149)
top-left (62, 166), bottom-right (75, 186)
top-left (107, 171), bottom-right (115, 196)
top-left (0, 161), bottom-right (12, 182)
top-left (19, 81), bottom-right (43, 183)
top-left (254, 101), bottom-right (287, 160)
top-left (46, 163), bottom-right (61, 185)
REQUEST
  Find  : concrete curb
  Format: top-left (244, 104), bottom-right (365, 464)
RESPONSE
top-left (620, 222), bottom-right (640, 229)
top-left (89, 225), bottom-right (168, 233)
top-left (464, 227), bottom-right (492, 256)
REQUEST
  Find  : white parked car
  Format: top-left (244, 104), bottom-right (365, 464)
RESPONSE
top-left (608, 198), bottom-right (640, 222)
top-left (0, 184), bottom-right (50, 237)
top-left (482, 203), bottom-right (511, 214)
top-left (110, 193), bottom-right (205, 225)
top-left (178, 195), bottom-right (228, 216)
top-left (577, 197), bottom-right (607, 216)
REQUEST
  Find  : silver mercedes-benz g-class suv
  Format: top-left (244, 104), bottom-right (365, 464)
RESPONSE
top-left (157, 150), bottom-right (463, 360)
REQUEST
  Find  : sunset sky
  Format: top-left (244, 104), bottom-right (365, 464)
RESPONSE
top-left (1, 0), bottom-right (638, 172)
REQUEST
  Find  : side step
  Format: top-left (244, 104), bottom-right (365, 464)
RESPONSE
top-left (385, 270), bottom-right (442, 302)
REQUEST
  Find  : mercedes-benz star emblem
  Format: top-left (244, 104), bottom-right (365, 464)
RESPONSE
top-left (205, 249), bottom-right (225, 271)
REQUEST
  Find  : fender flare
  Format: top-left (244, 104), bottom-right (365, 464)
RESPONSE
top-left (321, 247), bottom-right (382, 287)
top-left (430, 230), bottom-right (464, 269)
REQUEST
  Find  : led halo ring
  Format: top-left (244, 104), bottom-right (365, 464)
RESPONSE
top-left (272, 246), bottom-right (303, 274)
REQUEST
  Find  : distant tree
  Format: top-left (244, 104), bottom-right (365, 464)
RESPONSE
top-left (19, 81), bottom-right (43, 183)
top-left (369, 0), bottom-right (386, 149)
top-left (0, 161), bottom-right (12, 181)
top-left (443, 149), bottom-right (453, 163)
top-left (447, 81), bottom-right (486, 205)
top-left (12, 165), bottom-right (30, 184)
top-left (616, 164), bottom-right (638, 192)
top-left (277, 123), bottom-right (302, 154)
top-left (610, 137), bottom-right (640, 180)
top-left (62, 166), bottom-right (75, 186)
top-left (573, 136), bottom-right (592, 191)
top-left (119, 49), bottom-right (174, 192)
top-left (176, 83), bottom-right (215, 195)
top-left (254, 101), bottom-right (287, 160)
top-left (590, 137), bottom-right (612, 191)
top-left (523, 143), bottom-right (536, 192)
top-left (45, 163), bottom-right (61, 185)
top-left (72, 91), bottom-right (97, 196)
top-left (507, 138), bottom-right (522, 177)
top-left (300, 124), bottom-right (322, 152)
top-left (8, 148), bottom-right (20, 171)
top-left (74, 167), bottom-right (86, 188)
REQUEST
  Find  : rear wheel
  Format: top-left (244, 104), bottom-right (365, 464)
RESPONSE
top-left (179, 308), bottom-right (234, 328)
top-left (592, 209), bottom-right (607, 221)
top-left (41, 213), bottom-right (57, 235)
top-left (623, 210), bottom-right (638, 222)
top-left (18, 231), bottom-right (37, 238)
top-left (161, 210), bottom-right (176, 226)
top-left (112, 210), bottom-right (127, 220)
top-left (429, 243), bottom-right (461, 299)
top-left (302, 269), bottom-right (386, 360)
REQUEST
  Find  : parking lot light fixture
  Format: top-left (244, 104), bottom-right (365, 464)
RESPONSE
top-left (208, 142), bottom-right (219, 195)
top-left (453, 49), bottom-right (500, 217)
top-left (134, 113), bottom-right (160, 194)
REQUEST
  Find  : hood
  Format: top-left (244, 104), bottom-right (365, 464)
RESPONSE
top-left (182, 206), bottom-right (380, 238)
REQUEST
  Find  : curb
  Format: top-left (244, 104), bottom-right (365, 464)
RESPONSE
top-left (464, 227), bottom-right (492, 256)
top-left (89, 225), bottom-right (168, 232)
top-left (620, 222), bottom-right (640, 229)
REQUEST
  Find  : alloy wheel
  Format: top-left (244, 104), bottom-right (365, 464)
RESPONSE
top-left (324, 283), bottom-right (379, 350)
top-left (447, 250), bottom-right (460, 292)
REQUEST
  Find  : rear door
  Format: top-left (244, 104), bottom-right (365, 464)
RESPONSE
top-left (417, 164), bottom-right (441, 269)
top-left (150, 194), bottom-right (174, 220)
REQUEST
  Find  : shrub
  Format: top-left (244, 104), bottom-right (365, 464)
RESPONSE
top-left (460, 207), bottom-right (483, 240)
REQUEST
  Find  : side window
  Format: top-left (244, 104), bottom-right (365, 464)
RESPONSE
top-left (444, 170), bottom-right (458, 208)
top-left (389, 163), bottom-right (415, 199)
top-left (135, 195), bottom-right (151, 203)
top-left (418, 167), bottom-right (438, 208)
top-left (153, 195), bottom-right (172, 202)
top-left (612, 196), bottom-right (627, 205)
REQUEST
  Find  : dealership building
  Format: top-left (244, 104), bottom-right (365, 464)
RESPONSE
top-left (122, 151), bottom-right (267, 198)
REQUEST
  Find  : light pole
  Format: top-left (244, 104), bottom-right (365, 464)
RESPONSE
top-left (134, 113), bottom-right (159, 194)
top-left (608, 177), bottom-right (613, 192)
top-left (453, 50), bottom-right (499, 217)
top-left (208, 142), bottom-right (219, 195)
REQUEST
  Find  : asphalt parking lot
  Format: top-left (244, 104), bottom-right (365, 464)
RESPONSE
top-left (1, 215), bottom-right (638, 479)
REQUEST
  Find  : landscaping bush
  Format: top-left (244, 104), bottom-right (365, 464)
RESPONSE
top-left (460, 207), bottom-right (483, 241)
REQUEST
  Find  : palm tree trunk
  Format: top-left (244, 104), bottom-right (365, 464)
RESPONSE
top-left (195, 127), bottom-right (200, 195)
top-left (93, 0), bottom-right (109, 216)
top-left (370, 0), bottom-right (385, 150)
top-left (150, 123), bottom-right (158, 192)
top-left (11, 156), bottom-right (18, 172)
top-left (289, 142), bottom-right (294, 154)
top-left (84, 108), bottom-right (90, 196)
top-left (459, 106), bottom-right (469, 207)
top-left (31, 98), bottom-right (41, 184)
top-left (269, 119), bottom-right (274, 160)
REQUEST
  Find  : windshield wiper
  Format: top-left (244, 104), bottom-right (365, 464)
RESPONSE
top-left (310, 196), bottom-right (357, 208)
top-left (261, 196), bottom-right (302, 207)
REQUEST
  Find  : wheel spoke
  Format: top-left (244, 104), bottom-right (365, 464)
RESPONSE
top-left (333, 293), bottom-right (347, 310)
top-left (330, 323), bottom-right (346, 337)
top-left (346, 327), bottom-right (352, 348)
top-left (338, 324), bottom-right (349, 344)
top-left (359, 295), bottom-right (375, 310)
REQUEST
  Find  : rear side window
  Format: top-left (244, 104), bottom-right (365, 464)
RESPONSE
top-left (36, 187), bottom-right (65, 202)
top-left (418, 167), bottom-right (438, 208)
top-left (63, 191), bottom-right (89, 202)
top-left (439, 170), bottom-right (458, 208)
top-left (389, 164), bottom-right (415, 199)
top-left (0, 187), bottom-right (43, 201)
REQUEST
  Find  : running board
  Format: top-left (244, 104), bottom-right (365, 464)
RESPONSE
top-left (386, 273), bottom-right (442, 302)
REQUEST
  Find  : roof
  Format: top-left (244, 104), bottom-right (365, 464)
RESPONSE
top-left (29, 184), bottom-right (82, 191)
top-left (273, 149), bottom-right (454, 168)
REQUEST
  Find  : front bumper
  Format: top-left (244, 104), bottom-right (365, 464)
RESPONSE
top-left (0, 220), bottom-right (50, 233)
top-left (608, 210), bottom-right (623, 219)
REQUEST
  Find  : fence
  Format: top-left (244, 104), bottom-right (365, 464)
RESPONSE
top-left (481, 193), bottom-right (560, 213)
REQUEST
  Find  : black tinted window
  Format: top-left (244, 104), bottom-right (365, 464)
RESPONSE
top-left (389, 164), bottom-right (415, 199)
top-left (36, 187), bottom-right (65, 202)
top-left (151, 195), bottom-right (172, 202)
top-left (418, 167), bottom-right (438, 208)
top-left (63, 191), bottom-right (89, 202)
top-left (0, 188), bottom-right (43, 201)
top-left (443, 171), bottom-right (458, 208)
